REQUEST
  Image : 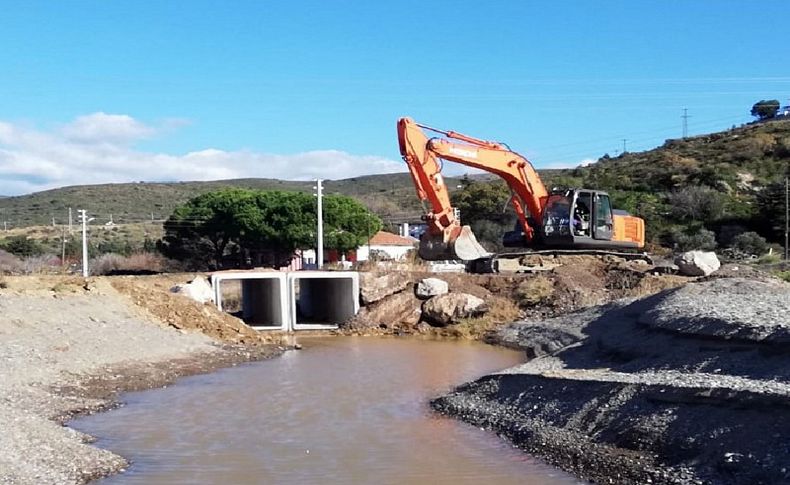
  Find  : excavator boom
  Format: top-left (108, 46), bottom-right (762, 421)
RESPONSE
top-left (397, 118), bottom-right (490, 261)
top-left (398, 117), bottom-right (548, 260)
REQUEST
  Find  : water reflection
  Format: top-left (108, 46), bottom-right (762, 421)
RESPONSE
top-left (74, 337), bottom-right (581, 485)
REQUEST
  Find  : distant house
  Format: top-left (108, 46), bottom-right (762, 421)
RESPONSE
top-left (356, 231), bottom-right (418, 261)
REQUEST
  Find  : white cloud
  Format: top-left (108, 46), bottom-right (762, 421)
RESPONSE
top-left (0, 113), bottom-right (404, 195)
top-left (61, 112), bottom-right (155, 143)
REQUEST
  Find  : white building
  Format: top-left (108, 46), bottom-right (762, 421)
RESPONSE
top-left (356, 231), bottom-right (417, 261)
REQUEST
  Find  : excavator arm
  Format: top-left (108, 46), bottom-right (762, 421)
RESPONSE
top-left (397, 117), bottom-right (549, 260)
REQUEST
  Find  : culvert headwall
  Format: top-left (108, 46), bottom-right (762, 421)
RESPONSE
top-left (211, 270), bottom-right (359, 331)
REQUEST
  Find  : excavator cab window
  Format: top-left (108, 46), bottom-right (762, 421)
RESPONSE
top-left (542, 194), bottom-right (572, 237)
top-left (572, 191), bottom-right (592, 237)
top-left (593, 193), bottom-right (614, 240)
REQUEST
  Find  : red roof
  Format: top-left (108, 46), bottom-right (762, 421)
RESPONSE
top-left (368, 231), bottom-right (417, 247)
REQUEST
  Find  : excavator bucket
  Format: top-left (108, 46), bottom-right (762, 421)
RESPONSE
top-left (418, 225), bottom-right (491, 261)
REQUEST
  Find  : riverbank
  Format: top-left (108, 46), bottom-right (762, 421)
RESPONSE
top-left (432, 276), bottom-right (790, 484)
top-left (0, 276), bottom-right (282, 484)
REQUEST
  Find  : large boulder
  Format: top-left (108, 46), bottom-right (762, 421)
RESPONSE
top-left (422, 293), bottom-right (488, 327)
top-left (171, 277), bottom-right (214, 304)
top-left (349, 291), bottom-right (423, 332)
top-left (359, 272), bottom-right (411, 305)
top-left (674, 251), bottom-right (721, 277)
top-left (415, 277), bottom-right (449, 299)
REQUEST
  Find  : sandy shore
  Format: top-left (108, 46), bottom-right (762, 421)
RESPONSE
top-left (0, 278), bottom-right (281, 485)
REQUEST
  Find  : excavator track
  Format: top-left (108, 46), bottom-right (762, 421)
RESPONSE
top-left (469, 249), bottom-right (653, 273)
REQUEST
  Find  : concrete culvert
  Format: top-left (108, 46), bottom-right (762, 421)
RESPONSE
top-left (211, 272), bottom-right (289, 331)
top-left (290, 271), bottom-right (359, 330)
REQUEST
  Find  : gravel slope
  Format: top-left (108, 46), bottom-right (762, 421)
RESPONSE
top-left (0, 280), bottom-right (279, 485)
top-left (433, 277), bottom-right (790, 484)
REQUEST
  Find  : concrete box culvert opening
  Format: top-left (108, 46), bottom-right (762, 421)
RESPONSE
top-left (211, 272), bottom-right (288, 331)
top-left (289, 271), bottom-right (359, 330)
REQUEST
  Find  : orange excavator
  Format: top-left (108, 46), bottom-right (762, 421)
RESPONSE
top-left (397, 117), bottom-right (646, 265)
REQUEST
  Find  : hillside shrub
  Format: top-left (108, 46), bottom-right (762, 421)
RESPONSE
top-left (730, 231), bottom-right (769, 256)
top-left (2, 236), bottom-right (45, 257)
top-left (21, 255), bottom-right (60, 274)
top-left (0, 249), bottom-right (23, 274)
top-left (91, 252), bottom-right (165, 275)
top-left (668, 187), bottom-right (725, 222)
top-left (670, 228), bottom-right (717, 252)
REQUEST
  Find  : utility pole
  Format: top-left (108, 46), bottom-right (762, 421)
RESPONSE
top-left (68, 207), bottom-right (73, 234)
top-left (61, 226), bottom-right (67, 267)
top-left (682, 108), bottom-right (690, 138)
top-left (785, 175), bottom-right (789, 261)
top-left (314, 179), bottom-right (324, 269)
top-left (622, 139), bottom-right (628, 153)
top-left (78, 210), bottom-right (94, 277)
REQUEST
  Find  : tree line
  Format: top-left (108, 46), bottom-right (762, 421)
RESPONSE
top-left (158, 188), bottom-right (382, 269)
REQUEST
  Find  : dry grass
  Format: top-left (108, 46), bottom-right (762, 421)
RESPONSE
top-left (0, 250), bottom-right (23, 274)
top-left (515, 275), bottom-right (555, 307)
top-left (452, 296), bottom-right (522, 339)
top-left (90, 252), bottom-right (166, 275)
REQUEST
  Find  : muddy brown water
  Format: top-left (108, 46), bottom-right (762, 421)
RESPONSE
top-left (73, 337), bottom-right (581, 484)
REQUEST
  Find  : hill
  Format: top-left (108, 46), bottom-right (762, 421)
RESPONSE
top-left (0, 174), bottom-right (445, 228)
top-left (573, 118), bottom-right (790, 245)
top-left (0, 119), bottom-right (787, 250)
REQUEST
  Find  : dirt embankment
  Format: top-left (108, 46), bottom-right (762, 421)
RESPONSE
top-left (346, 256), bottom-right (690, 339)
top-left (0, 275), bottom-right (283, 485)
top-left (432, 276), bottom-right (790, 484)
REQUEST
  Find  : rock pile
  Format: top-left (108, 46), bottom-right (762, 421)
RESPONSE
top-left (349, 274), bottom-right (491, 332)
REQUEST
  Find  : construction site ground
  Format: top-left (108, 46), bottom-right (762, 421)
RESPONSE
top-left (0, 275), bottom-right (285, 484)
top-left (348, 256), bottom-right (789, 484)
top-left (0, 255), bottom-right (786, 484)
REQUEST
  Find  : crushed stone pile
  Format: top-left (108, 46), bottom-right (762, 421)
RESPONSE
top-left (433, 277), bottom-right (790, 485)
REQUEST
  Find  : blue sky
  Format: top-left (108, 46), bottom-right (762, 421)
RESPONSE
top-left (1, 1), bottom-right (789, 195)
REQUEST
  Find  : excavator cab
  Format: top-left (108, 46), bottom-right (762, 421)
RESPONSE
top-left (541, 189), bottom-right (621, 248)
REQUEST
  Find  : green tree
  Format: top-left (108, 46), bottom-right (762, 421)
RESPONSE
top-left (751, 99), bottom-right (780, 120)
top-left (159, 188), bottom-right (381, 269)
top-left (322, 195), bottom-right (382, 254)
top-left (451, 180), bottom-right (515, 249)
top-left (2, 235), bottom-right (45, 257)
top-left (160, 188), bottom-right (258, 268)
top-left (755, 181), bottom-right (788, 242)
top-left (667, 186), bottom-right (726, 222)
top-left (452, 180), bottom-right (514, 223)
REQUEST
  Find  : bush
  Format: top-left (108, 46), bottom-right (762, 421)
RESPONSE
top-left (671, 228), bottom-right (717, 252)
top-left (2, 236), bottom-right (45, 257)
top-left (0, 249), bottom-right (23, 274)
top-left (90, 252), bottom-right (165, 275)
top-left (515, 275), bottom-right (554, 307)
top-left (21, 255), bottom-right (60, 274)
top-left (667, 187), bottom-right (725, 221)
top-left (730, 231), bottom-right (769, 256)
